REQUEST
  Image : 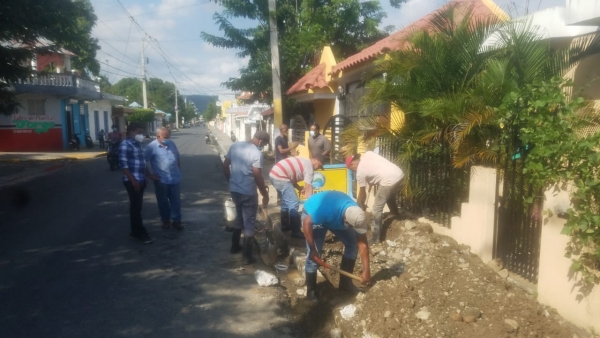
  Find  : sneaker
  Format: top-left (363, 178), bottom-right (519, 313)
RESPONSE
top-left (162, 221), bottom-right (171, 229)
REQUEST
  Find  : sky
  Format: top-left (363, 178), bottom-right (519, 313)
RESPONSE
top-left (91, 0), bottom-right (566, 97)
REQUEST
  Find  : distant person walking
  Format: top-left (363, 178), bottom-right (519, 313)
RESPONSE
top-left (223, 130), bottom-right (271, 264)
top-left (308, 123), bottom-right (331, 165)
top-left (346, 151), bottom-right (404, 244)
top-left (144, 127), bottom-right (184, 231)
top-left (98, 129), bottom-right (106, 149)
top-left (119, 122), bottom-right (153, 244)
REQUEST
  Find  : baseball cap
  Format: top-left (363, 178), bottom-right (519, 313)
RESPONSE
top-left (254, 130), bottom-right (270, 143)
top-left (345, 155), bottom-right (354, 169)
top-left (344, 206), bottom-right (367, 234)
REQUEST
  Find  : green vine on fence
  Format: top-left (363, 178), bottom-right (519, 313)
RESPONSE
top-left (499, 78), bottom-right (600, 284)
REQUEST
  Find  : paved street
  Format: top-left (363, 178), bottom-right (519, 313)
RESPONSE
top-left (0, 127), bottom-right (292, 338)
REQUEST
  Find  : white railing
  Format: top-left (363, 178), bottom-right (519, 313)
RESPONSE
top-left (16, 74), bottom-right (101, 93)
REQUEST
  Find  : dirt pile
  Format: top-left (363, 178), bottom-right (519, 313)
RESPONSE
top-left (326, 216), bottom-right (581, 338)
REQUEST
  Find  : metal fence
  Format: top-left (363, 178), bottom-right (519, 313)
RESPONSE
top-left (494, 156), bottom-right (543, 283)
top-left (399, 145), bottom-right (470, 228)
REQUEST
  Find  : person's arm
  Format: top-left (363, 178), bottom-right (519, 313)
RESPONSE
top-left (302, 168), bottom-right (314, 198)
top-left (277, 139), bottom-right (299, 156)
top-left (303, 215), bottom-right (329, 268)
top-left (253, 167), bottom-right (269, 206)
top-left (356, 234), bottom-right (371, 285)
top-left (357, 187), bottom-right (367, 211)
top-left (119, 143), bottom-right (140, 192)
top-left (223, 157), bottom-right (231, 182)
top-left (143, 146), bottom-right (159, 181)
top-left (322, 137), bottom-right (331, 156)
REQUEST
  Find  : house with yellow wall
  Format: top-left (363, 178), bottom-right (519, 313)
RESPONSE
top-left (285, 0), bottom-right (508, 162)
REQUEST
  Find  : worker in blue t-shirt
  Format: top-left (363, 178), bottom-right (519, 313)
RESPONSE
top-left (302, 191), bottom-right (371, 301)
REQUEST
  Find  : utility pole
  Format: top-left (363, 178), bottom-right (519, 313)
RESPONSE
top-left (268, 0), bottom-right (283, 127)
top-left (141, 39), bottom-right (148, 109)
top-left (174, 84), bottom-right (179, 129)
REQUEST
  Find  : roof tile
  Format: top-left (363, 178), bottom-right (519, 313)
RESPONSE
top-left (286, 63), bottom-right (329, 96)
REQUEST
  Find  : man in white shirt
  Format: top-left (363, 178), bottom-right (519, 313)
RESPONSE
top-left (223, 130), bottom-right (271, 264)
top-left (346, 151), bottom-right (404, 244)
top-left (270, 156), bottom-right (323, 238)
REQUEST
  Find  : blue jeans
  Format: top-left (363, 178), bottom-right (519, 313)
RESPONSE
top-left (154, 181), bottom-right (181, 222)
top-left (231, 192), bottom-right (258, 237)
top-left (302, 213), bottom-right (358, 273)
top-left (270, 178), bottom-right (300, 219)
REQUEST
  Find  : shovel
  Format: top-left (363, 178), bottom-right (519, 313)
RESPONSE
top-left (311, 255), bottom-right (363, 283)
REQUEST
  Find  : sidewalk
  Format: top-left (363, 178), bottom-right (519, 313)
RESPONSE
top-left (0, 151), bottom-right (105, 162)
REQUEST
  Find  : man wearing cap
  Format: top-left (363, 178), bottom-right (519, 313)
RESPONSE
top-left (302, 191), bottom-right (371, 301)
top-left (346, 151), bottom-right (404, 244)
top-left (223, 130), bottom-right (271, 264)
top-left (270, 156), bottom-right (323, 238)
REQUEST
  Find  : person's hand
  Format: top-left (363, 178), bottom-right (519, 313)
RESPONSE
top-left (148, 174), bottom-right (160, 181)
top-left (131, 179), bottom-right (141, 193)
top-left (308, 247), bottom-right (321, 264)
top-left (261, 194), bottom-right (269, 207)
top-left (291, 141), bottom-right (299, 149)
top-left (361, 270), bottom-right (371, 286)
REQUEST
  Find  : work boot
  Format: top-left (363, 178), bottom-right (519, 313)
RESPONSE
top-left (369, 225), bottom-right (381, 245)
top-left (290, 213), bottom-right (305, 239)
top-left (243, 236), bottom-right (255, 265)
top-left (230, 229), bottom-right (242, 254)
top-left (280, 210), bottom-right (291, 232)
top-left (305, 271), bottom-right (318, 302)
top-left (338, 257), bottom-right (362, 295)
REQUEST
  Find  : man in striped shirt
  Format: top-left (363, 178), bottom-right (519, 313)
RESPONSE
top-left (270, 156), bottom-right (323, 238)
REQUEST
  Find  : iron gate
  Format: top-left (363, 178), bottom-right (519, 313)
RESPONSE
top-left (323, 114), bottom-right (353, 165)
top-left (494, 157), bottom-right (543, 283)
top-left (397, 144), bottom-right (470, 228)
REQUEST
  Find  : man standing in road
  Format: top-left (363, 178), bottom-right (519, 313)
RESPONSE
top-left (308, 123), bottom-right (331, 165)
top-left (274, 124), bottom-right (298, 162)
top-left (346, 151), bottom-right (404, 244)
top-left (223, 130), bottom-right (271, 264)
top-left (144, 127), bottom-right (184, 231)
top-left (270, 156), bottom-right (323, 238)
top-left (302, 191), bottom-right (371, 301)
top-left (119, 122), bottom-right (153, 244)
top-left (108, 125), bottom-right (122, 142)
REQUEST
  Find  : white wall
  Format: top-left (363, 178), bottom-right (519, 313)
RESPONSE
top-left (566, 0), bottom-right (600, 26)
top-left (538, 188), bottom-right (600, 334)
top-left (86, 100), bottom-right (113, 142)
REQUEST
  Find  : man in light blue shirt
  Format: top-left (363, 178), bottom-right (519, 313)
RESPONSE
top-left (144, 127), bottom-right (184, 230)
top-left (223, 130), bottom-right (270, 264)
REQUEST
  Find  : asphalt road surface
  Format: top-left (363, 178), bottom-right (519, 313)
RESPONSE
top-left (0, 127), bottom-right (292, 338)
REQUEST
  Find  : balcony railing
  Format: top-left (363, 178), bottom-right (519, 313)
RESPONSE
top-left (16, 74), bottom-right (100, 92)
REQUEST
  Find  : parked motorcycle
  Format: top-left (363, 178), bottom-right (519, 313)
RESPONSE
top-left (205, 134), bottom-right (211, 144)
top-left (68, 134), bottom-right (81, 151)
top-left (85, 133), bottom-right (94, 149)
top-left (107, 139), bottom-right (120, 171)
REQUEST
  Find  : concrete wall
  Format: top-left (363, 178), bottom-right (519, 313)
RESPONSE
top-left (87, 100), bottom-right (113, 142)
top-left (538, 188), bottom-right (600, 334)
top-left (0, 95), bottom-right (64, 152)
top-left (421, 166), bottom-right (600, 334)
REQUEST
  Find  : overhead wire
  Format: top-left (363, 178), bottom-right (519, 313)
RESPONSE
top-left (100, 1), bottom-right (212, 23)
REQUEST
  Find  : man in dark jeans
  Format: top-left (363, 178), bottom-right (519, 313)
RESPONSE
top-left (119, 122), bottom-right (153, 244)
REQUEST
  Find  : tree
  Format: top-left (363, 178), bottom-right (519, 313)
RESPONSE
top-left (0, 0), bottom-right (101, 114)
top-left (106, 77), bottom-right (183, 116)
top-left (203, 101), bottom-right (219, 122)
top-left (201, 0), bottom-right (387, 104)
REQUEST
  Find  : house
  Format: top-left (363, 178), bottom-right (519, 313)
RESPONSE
top-left (285, 0), bottom-right (508, 163)
top-left (225, 103), bottom-right (271, 142)
top-left (0, 40), bottom-right (125, 151)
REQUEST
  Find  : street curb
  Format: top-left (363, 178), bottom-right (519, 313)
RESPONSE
top-left (0, 152), bottom-right (106, 163)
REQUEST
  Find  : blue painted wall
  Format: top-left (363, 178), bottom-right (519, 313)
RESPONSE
top-left (60, 99), bottom-right (67, 150)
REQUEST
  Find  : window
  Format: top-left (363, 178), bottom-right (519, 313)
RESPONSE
top-left (27, 100), bottom-right (45, 115)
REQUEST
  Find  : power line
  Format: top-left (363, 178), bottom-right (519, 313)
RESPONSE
top-left (98, 60), bottom-right (141, 77)
top-left (97, 49), bottom-right (140, 70)
top-left (100, 1), bottom-right (212, 23)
